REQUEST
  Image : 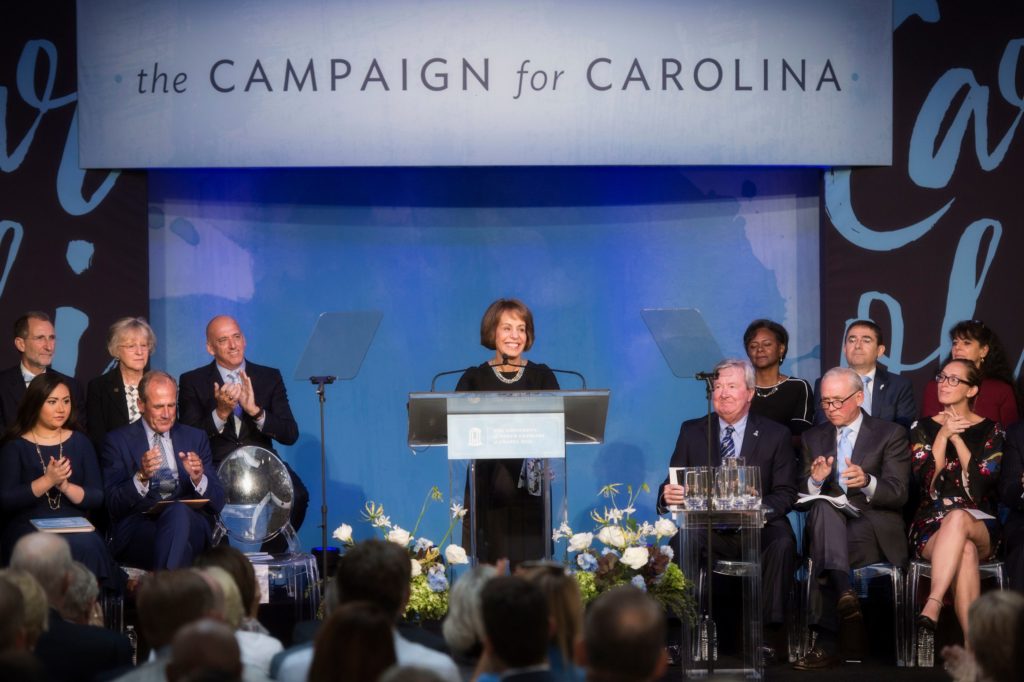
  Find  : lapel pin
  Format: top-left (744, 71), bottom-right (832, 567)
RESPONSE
top-left (753, 430), bottom-right (759, 437)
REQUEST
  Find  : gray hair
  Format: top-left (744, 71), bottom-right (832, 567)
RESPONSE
top-left (60, 562), bottom-right (99, 624)
top-left (821, 367), bottom-right (864, 394)
top-left (10, 533), bottom-right (72, 606)
top-left (441, 565), bottom-right (497, 655)
top-left (0, 570), bottom-right (48, 645)
top-left (713, 358), bottom-right (755, 390)
top-left (106, 316), bottom-right (157, 357)
top-left (968, 590), bottom-right (1024, 682)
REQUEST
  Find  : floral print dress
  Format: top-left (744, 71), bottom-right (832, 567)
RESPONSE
top-left (909, 418), bottom-right (1003, 558)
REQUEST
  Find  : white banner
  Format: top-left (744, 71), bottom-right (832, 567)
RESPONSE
top-left (77, 0), bottom-right (892, 168)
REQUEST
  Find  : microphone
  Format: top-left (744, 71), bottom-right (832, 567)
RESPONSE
top-left (429, 367), bottom-right (474, 392)
top-left (695, 371), bottom-right (719, 381)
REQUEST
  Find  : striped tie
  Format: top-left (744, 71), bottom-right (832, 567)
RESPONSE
top-left (721, 425), bottom-right (736, 460)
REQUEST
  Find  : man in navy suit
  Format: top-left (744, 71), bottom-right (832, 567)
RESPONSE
top-left (795, 367), bottom-right (910, 670)
top-left (0, 311), bottom-right (85, 430)
top-left (178, 316), bottom-right (307, 545)
top-left (814, 319), bottom-right (916, 429)
top-left (658, 358), bottom-right (798, 663)
top-left (101, 371), bottom-right (225, 570)
top-left (999, 421), bottom-right (1024, 591)
top-left (479, 576), bottom-right (558, 682)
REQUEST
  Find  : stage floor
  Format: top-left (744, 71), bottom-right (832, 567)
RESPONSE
top-left (658, 661), bottom-right (949, 681)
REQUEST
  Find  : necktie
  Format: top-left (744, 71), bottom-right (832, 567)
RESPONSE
top-left (227, 371), bottom-right (243, 417)
top-left (837, 426), bottom-right (853, 493)
top-left (861, 376), bottom-right (873, 415)
top-left (150, 432), bottom-right (178, 500)
top-left (721, 425), bottom-right (736, 460)
top-left (126, 385), bottom-right (141, 423)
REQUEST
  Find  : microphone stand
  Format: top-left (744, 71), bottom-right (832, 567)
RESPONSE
top-left (310, 375), bottom-right (336, 587)
top-left (696, 370), bottom-right (717, 673)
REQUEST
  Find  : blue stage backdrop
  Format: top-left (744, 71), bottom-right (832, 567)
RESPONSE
top-left (148, 166), bottom-right (820, 550)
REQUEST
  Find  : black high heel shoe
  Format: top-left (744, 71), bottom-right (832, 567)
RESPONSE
top-left (917, 597), bottom-right (942, 631)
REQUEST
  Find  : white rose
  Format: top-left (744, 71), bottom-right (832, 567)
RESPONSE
top-left (332, 523), bottom-right (353, 543)
top-left (568, 532), bottom-right (594, 552)
top-left (621, 546), bottom-right (650, 570)
top-left (444, 545), bottom-right (469, 565)
top-left (597, 525), bottom-right (627, 549)
top-left (654, 518), bottom-right (677, 538)
top-left (387, 526), bottom-right (411, 546)
top-left (410, 558), bottom-right (422, 577)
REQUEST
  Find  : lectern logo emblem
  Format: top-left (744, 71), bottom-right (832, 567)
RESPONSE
top-left (468, 427), bottom-right (482, 447)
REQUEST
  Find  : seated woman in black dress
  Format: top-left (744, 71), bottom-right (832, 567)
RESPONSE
top-left (743, 319), bottom-right (813, 442)
top-left (86, 316), bottom-right (156, 451)
top-left (0, 374), bottom-right (121, 592)
top-left (910, 359), bottom-right (1003, 638)
top-left (457, 298), bottom-right (558, 566)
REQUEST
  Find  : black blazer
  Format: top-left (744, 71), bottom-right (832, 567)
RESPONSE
top-left (800, 410), bottom-right (911, 566)
top-left (999, 421), bottom-right (1024, 524)
top-left (34, 609), bottom-right (133, 682)
top-left (86, 366), bottom-right (134, 451)
top-left (178, 359), bottom-right (299, 464)
top-left (0, 364), bottom-right (85, 432)
top-left (657, 411), bottom-right (798, 525)
top-left (814, 365), bottom-right (916, 429)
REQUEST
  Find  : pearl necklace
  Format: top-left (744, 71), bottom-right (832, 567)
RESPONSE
top-left (492, 363), bottom-right (525, 384)
top-left (30, 429), bottom-right (63, 510)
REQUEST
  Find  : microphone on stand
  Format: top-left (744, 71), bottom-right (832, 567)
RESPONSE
top-left (695, 371), bottom-right (719, 382)
top-left (429, 367), bottom-right (474, 392)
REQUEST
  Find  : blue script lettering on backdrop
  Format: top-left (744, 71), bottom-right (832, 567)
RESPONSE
top-left (77, 0), bottom-right (893, 168)
top-left (824, 10), bottom-right (1022, 377)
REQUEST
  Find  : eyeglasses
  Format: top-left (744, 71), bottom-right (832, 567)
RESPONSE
top-left (820, 391), bottom-right (859, 410)
top-left (935, 373), bottom-right (973, 387)
top-left (118, 343), bottom-right (150, 352)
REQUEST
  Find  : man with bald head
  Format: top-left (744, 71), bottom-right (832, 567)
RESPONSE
top-left (179, 316), bottom-right (306, 547)
top-left (102, 371), bottom-right (225, 570)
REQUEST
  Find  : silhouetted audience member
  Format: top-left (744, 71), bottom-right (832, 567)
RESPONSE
top-left (0, 574), bottom-right (29, 652)
top-left (11, 533), bottom-right (132, 681)
top-left (195, 544), bottom-right (271, 634)
top-left (441, 564), bottom-right (496, 667)
top-left (0, 568), bottom-right (47, 651)
top-left (308, 601), bottom-right (397, 682)
top-left (941, 590), bottom-right (1024, 682)
top-left (198, 565), bottom-right (282, 676)
top-left (519, 563), bottom-right (585, 681)
top-left (379, 665), bottom-right (446, 682)
top-left (273, 539), bottom-right (459, 682)
top-left (477, 576), bottom-right (555, 682)
top-left (166, 619), bottom-right (244, 682)
top-left (581, 587), bottom-right (667, 682)
top-left (60, 561), bottom-right (102, 626)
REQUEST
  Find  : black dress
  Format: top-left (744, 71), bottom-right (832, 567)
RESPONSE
top-left (456, 361), bottom-right (559, 565)
top-left (0, 432), bottom-right (122, 591)
top-left (750, 376), bottom-right (814, 437)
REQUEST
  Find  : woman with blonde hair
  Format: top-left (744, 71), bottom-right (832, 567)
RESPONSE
top-left (86, 316), bottom-right (157, 449)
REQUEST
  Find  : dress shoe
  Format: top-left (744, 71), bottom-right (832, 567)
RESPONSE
top-left (793, 645), bottom-right (840, 670)
top-left (916, 613), bottom-right (938, 631)
top-left (837, 589), bottom-right (863, 621)
top-left (760, 645), bottom-right (782, 666)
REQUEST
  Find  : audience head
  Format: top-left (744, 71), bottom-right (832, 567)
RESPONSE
top-left (442, 564), bottom-right (497, 656)
top-left (308, 601), bottom-right (397, 682)
top-left (197, 567), bottom-right (244, 630)
top-left (379, 666), bottom-right (446, 682)
top-left (481, 576), bottom-right (550, 670)
top-left (843, 319), bottom-right (886, 373)
top-left (13, 311), bottom-right (54, 374)
top-left (206, 316), bottom-right (247, 371)
top-left (948, 319), bottom-right (1015, 384)
top-left (106, 316), bottom-right (156, 372)
top-left (480, 298), bottom-right (535, 353)
top-left (60, 561), bottom-right (100, 625)
top-left (136, 569), bottom-right (217, 651)
top-left (936, 359), bottom-right (982, 410)
top-left (138, 370), bottom-right (178, 435)
top-left (582, 586), bottom-right (666, 682)
top-left (6, 373), bottom-right (77, 441)
top-left (0, 570), bottom-right (48, 651)
top-left (195, 544), bottom-right (260, 619)
top-left (818, 367), bottom-right (864, 428)
top-left (0, 575), bottom-right (27, 652)
top-left (519, 562), bottom-right (583, 671)
top-left (10, 532), bottom-right (72, 608)
top-left (335, 539), bottom-right (410, 619)
top-left (165, 618), bottom-right (242, 682)
top-left (743, 319), bottom-right (789, 369)
top-left (711, 358), bottom-right (755, 425)
top-left (967, 589), bottom-right (1024, 682)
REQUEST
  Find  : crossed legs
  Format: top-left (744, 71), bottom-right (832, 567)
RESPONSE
top-left (919, 509), bottom-right (991, 636)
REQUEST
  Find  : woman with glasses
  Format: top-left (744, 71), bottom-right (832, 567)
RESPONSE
top-left (921, 320), bottom-right (1018, 427)
top-left (909, 359), bottom-right (1004, 637)
top-left (86, 317), bottom-right (156, 450)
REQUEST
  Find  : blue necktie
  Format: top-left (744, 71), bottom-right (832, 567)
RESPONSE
top-left (721, 425), bottom-right (736, 460)
top-left (861, 376), bottom-right (873, 415)
top-left (150, 432), bottom-right (178, 500)
top-left (837, 426), bottom-right (853, 493)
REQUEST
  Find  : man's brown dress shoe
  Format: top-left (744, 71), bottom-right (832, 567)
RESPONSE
top-left (793, 645), bottom-right (840, 670)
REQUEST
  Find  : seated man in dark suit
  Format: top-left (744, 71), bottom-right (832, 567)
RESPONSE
top-left (10, 533), bottom-right (132, 682)
top-left (178, 315), bottom-right (307, 549)
top-left (478, 576), bottom-right (555, 682)
top-left (999, 421), bottom-right (1024, 591)
top-left (813, 319), bottom-right (916, 429)
top-left (581, 586), bottom-right (667, 682)
top-left (101, 370), bottom-right (225, 570)
top-left (657, 358), bottom-right (798, 663)
top-left (0, 311), bottom-right (85, 430)
top-left (795, 367), bottom-right (910, 670)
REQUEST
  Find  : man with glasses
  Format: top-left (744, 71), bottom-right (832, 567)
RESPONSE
top-left (814, 319), bottom-right (916, 429)
top-left (0, 311), bottom-right (85, 429)
top-left (794, 367), bottom-right (910, 670)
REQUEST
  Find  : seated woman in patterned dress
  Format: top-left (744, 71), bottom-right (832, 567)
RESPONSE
top-left (910, 359), bottom-right (1004, 637)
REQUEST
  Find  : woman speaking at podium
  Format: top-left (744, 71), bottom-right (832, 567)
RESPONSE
top-left (457, 298), bottom-right (559, 566)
